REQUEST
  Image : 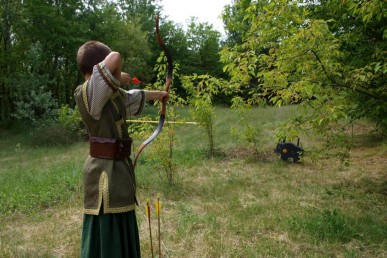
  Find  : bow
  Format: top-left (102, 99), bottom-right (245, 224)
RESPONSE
top-left (133, 15), bottom-right (173, 168)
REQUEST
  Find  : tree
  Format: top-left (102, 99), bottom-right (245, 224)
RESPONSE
top-left (0, 0), bottom-right (22, 120)
top-left (147, 18), bottom-right (225, 99)
top-left (185, 18), bottom-right (223, 77)
top-left (0, 0), bottom-right (232, 125)
top-left (11, 43), bottom-right (58, 124)
top-left (0, 0), bottom-right (155, 124)
top-left (306, 0), bottom-right (387, 130)
top-left (186, 18), bottom-right (224, 78)
top-left (220, 0), bottom-right (387, 144)
top-left (221, 0), bottom-right (254, 46)
top-left (19, 0), bottom-right (86, 105)
top-left (117, 0), bottom-right (160, 31)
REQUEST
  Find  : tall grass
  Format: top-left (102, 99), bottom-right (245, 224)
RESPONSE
top-left (0, 105), bottom-right (386, 257)
top-left (0, 127), bottom-right (85, 217)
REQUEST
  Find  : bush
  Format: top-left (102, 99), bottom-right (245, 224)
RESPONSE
top-left (28, 123), bottom-right (78, 146)
top-left (57, 105), bottom-right (85, 140)
top-left (11, 43), bottom-right (58, 124)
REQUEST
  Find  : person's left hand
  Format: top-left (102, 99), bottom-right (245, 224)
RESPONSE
top-left (159, 91), bottom-right (169, 103)
top-left (120, 72), bottom-right (131, 85)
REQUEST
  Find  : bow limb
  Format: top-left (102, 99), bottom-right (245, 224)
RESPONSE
top-left (133, 15), bottom-right (173, 169)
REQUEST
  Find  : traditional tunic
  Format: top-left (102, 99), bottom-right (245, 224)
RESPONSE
top-left (74, 61), bottom-right (145, 258)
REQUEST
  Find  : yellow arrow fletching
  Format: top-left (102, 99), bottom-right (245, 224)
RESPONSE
top-left (155, 197), bottom-right (161, 217)
top-left (155, 202), bottom-right (159, 217)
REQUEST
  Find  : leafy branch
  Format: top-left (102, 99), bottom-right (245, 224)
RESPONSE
top-left (309, 49), bottom-right (387, 102)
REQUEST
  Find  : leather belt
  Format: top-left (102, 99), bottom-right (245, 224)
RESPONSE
top-left (89, 136), bottom-right (132, 160)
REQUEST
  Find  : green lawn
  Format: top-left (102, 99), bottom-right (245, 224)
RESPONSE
top-left (0, 105), bottom-right (386, 257)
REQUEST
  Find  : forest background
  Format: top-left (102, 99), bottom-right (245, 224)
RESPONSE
top-left (0, 0), bottom-right (386, 141)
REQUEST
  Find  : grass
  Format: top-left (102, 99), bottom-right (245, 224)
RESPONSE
top-left (0, 105), bottom-right (386, 257)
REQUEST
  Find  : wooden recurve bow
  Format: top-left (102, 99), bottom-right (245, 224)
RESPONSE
top-left (132, 15), bottom-right (173, 168)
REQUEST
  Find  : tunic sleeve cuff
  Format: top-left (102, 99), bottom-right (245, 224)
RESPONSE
top-left (122, 89), bottom-right (146, 116)
top-left (134, 90), bottom-right (146, 116)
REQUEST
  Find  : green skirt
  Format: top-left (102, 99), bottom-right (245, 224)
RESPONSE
top-left (81, 210), bottom-right (141, 258)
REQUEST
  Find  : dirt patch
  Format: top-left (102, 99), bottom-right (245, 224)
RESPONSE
top-left (223, 147), bottom-right (276, 161)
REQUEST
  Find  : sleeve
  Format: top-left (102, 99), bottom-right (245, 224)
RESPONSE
top-left (85, 61), bottom-right (121, 120)
top-left (120, 88), bottom-right (146, 116)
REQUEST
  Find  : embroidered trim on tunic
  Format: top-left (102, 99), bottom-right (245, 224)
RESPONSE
top-left (115, 119), bottom-right (125, 139)
top-left (97, 62), bottom-right (119, 92)
top-left (83, 171), bottom-right (136, 215)
top-left (81, 81), bottom-right (90, 113)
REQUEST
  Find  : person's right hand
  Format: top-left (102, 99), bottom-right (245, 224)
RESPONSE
top-left (120, 72), bottom-right (131, 86)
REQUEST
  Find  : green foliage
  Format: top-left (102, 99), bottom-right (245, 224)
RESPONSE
top-left (182, 74), bottom-right (225, 156)
top-left (220, 0), bottom-right (387, 145)
top-left (13, 104), bottom-right (84, 147)
top-left (152, 52), bottom-right (183, 105)
top-left (190, 98), bottom-right (216, 156)
top-left (313, 0), bottom-right (387, 131)
top-left (12, 87), bottom-right (58, 123)
top-left (11, 43), bottom-right (58, 124)
top-left (230, 97), bottom-right (264, 156)
top-left (133, 52), bottom-right (184, 184)
top-left (0, 0), bottom-right (155, 121)
top-left (17, 0), bottom-right (87, 105)
top-left (128, 115), bottom-right (154, 139)
top-left (57, 104), bottom-right (85, 140)
top-left (57, 105), bottom-right (78, 130)
top-left (186, 18), bottom-right (224, 78)
top-left (0, 0), bottom-right (229, 123)
top-left (110, 19), bottom-right (152, 82)
top-left (118, 0), bottom-right (160, 32)
top-left (19, 105), bottom-right (83, 147)
top-left (147, 108), bottom-right (179, 186)
top-left (221, 0), bottom-right (255, 45)
top-left (9, 42), bottom-right (84, 145)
